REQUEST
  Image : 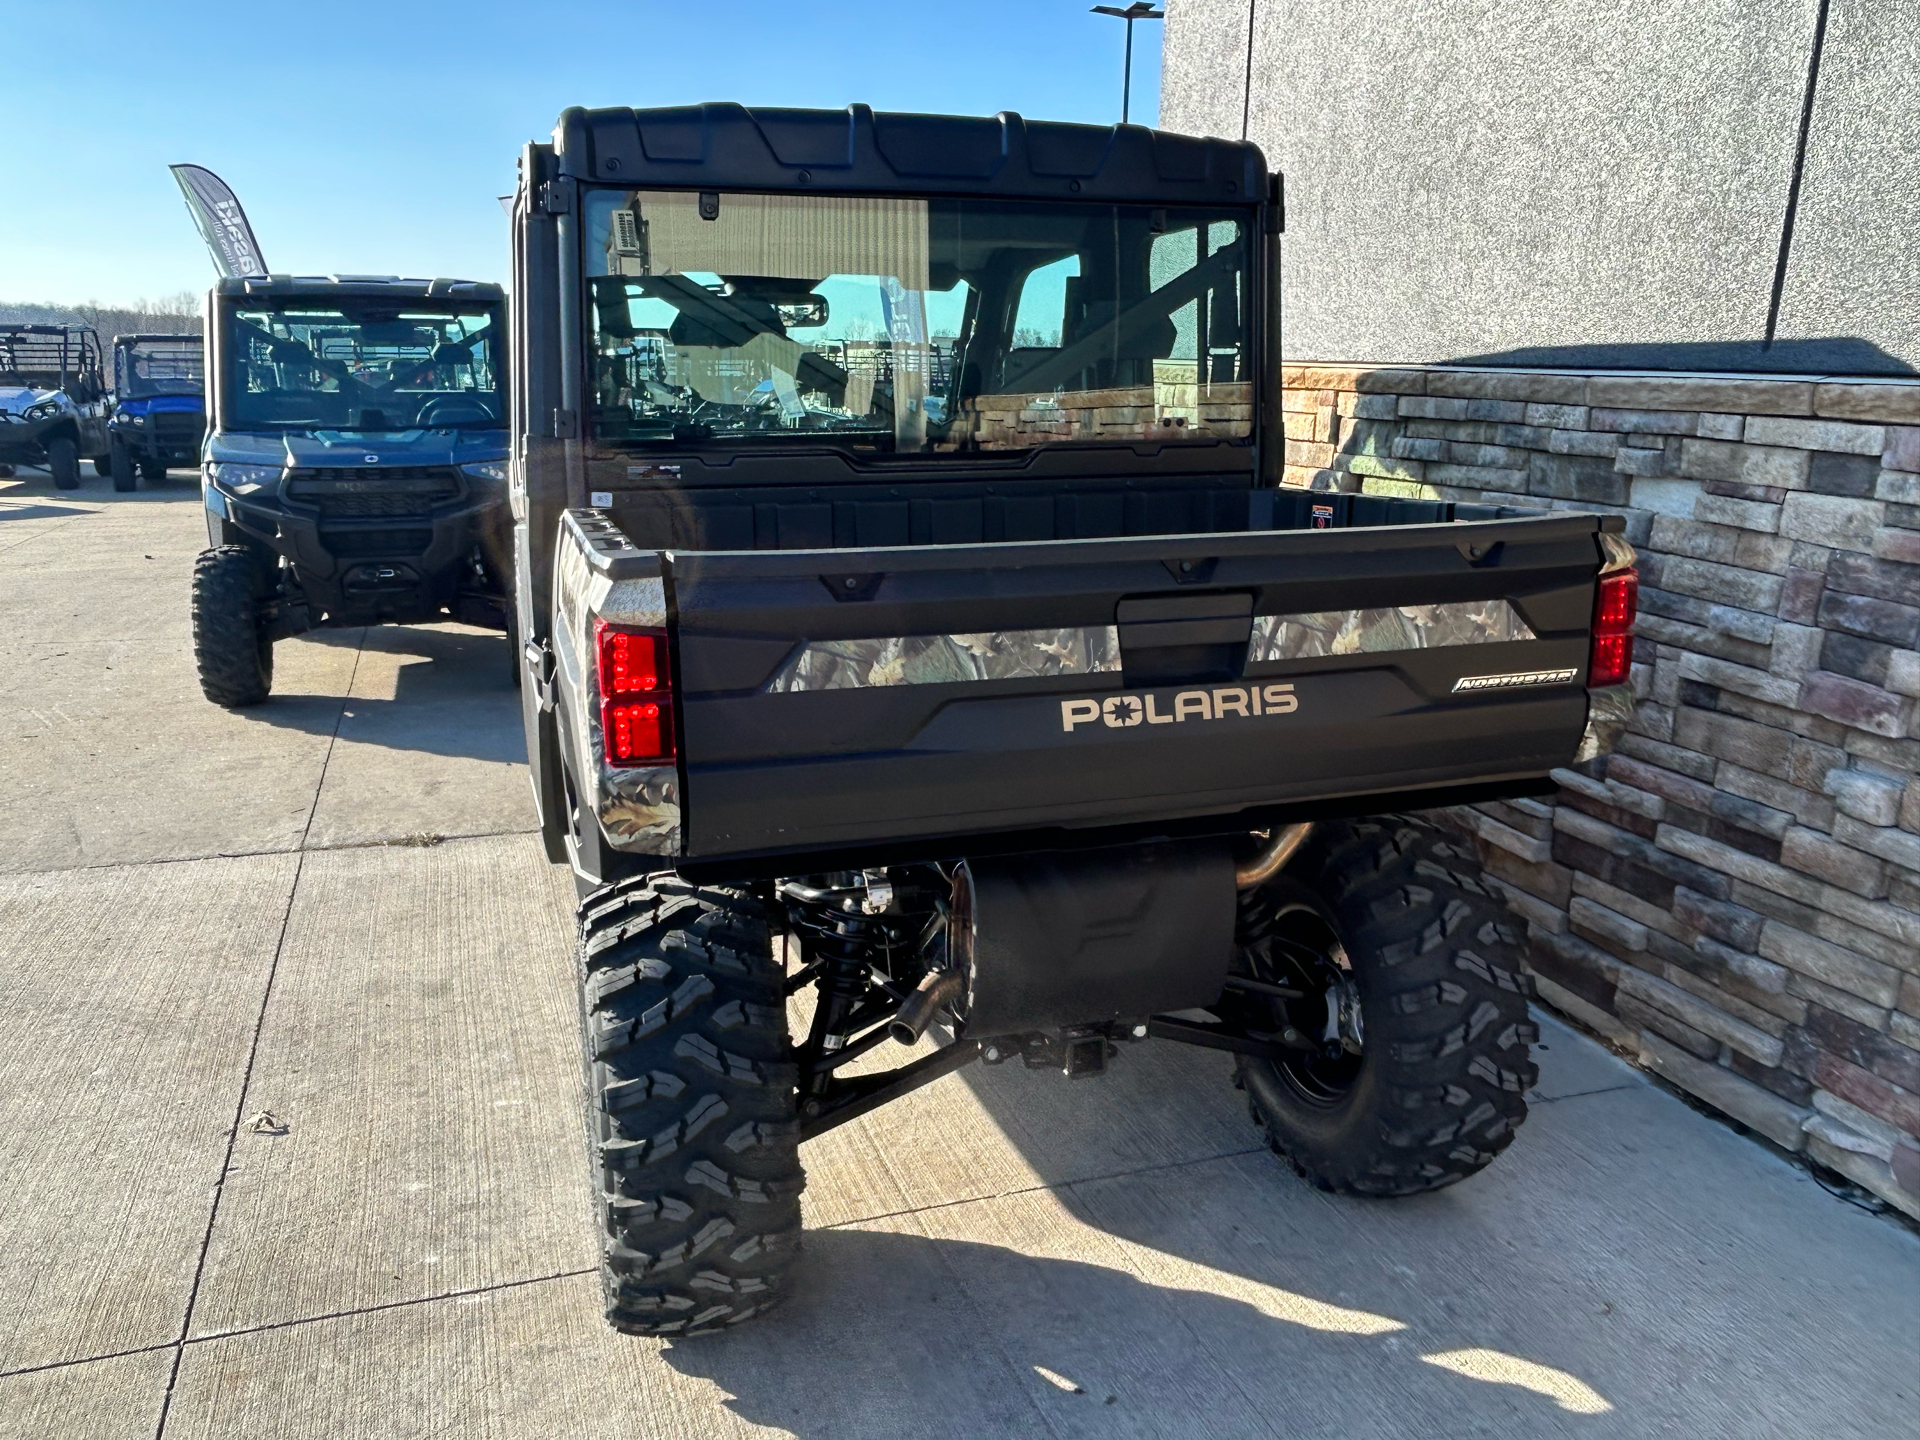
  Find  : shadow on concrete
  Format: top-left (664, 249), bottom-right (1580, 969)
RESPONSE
top-left (243, 623), bottom-right (524, 765)
top-left (0, 467), bottom-right (201, 503)
top-left (656, 1228), bottom-right (1612, 1438)
top-left (0, 503), bottom-right (93, 523)
top-left (98, 483), bottom-right (203, 503)
top-left (1445, 335), bottom-right (1915, 377)
top-left (84, 468), bottom-right (204, 503)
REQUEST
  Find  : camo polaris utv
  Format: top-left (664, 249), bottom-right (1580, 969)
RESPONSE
top-left (509, 104), bottom-right (1640, 1335)
top-left (193, 275), bottom-right (512, 705)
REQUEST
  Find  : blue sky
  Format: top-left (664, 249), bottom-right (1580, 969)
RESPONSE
top-left (3, 0), bottom-right (1163, 307)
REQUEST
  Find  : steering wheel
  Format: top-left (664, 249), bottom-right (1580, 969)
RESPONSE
top-left (418, 396), bottom-right (497, 427)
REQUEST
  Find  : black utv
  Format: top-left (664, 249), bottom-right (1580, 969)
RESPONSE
top-left (510, 104), bottom-right (1641, 1334)
top-left (193, 275), bottom-right (511, 706)
top-left (104, 333), bottom-right (207, 491)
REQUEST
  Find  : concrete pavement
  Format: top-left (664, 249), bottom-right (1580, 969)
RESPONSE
top-left (1, 473), bottom-right (1915, 1438)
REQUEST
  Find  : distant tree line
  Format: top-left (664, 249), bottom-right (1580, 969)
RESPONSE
top-left (0, 291), bottom-right (203, 337)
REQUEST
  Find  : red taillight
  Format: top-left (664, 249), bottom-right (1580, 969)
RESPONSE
top-left (596, 621), bottom-right (675, 765)
top-left (597, 621), bottom-right (667, 698)
top-left (605, 698), bottom-right (674, 764)
top-left (1588, 568), bottom-right (1638, 688)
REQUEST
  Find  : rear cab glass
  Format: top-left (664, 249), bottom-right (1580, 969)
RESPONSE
top-left (582, 189), bottom-right (1252, 461)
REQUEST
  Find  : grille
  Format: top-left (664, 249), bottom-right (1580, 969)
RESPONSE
top-left (306, 490), bottom-right (445, 518)
top-left (150, 412), bottom-right (204, 443)
top-left (286, 465), bottom-right (460, 519)
top-left (320, 528), bottom-right (432, 558)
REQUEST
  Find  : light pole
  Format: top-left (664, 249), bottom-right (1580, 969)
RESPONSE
top-left (1091, 4), bottom-right (1164, 125)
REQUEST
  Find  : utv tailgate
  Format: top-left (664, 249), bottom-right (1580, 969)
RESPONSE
top-left (665, 515), bottom-right (1605, 860)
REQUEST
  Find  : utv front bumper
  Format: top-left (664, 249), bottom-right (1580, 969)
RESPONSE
top-left (111, 411), bottom-right (204, 469)
top-left (0, 415), bottom-right (64, 465)
top-left (206, 464), bottom-right (510, 628)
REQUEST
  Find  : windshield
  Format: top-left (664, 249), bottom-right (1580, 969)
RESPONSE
top-left (223, 300), bottom-right (502, 431)
top-left (584, 190), bottom-right (1252, 456)
top-left (119, 338), bottom-right (204, 398)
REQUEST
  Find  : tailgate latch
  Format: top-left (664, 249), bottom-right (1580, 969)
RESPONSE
top-left (821, 572), bottom-right (884, 601)
top-left (1163, 556), bottom-right (1219, 584)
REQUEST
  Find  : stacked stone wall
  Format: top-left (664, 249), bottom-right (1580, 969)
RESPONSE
top-left (1280, 364), bottom-right (1920, 1217)
top-left (954, 381), bottom-right (1252, 450)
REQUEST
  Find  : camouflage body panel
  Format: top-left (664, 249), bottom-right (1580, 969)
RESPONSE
top-left (1247, 600), bottom-right (1536, 665)
top-left (768, 626), bottom-right (1122, 693)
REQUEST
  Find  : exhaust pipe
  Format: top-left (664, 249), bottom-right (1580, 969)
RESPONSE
top-left (1235, 822), bottom-right (1314, 890)
top-left (889, 968), bottom-right (965, 1045)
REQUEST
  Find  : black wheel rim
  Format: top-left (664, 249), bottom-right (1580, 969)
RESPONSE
top-left (1232, 895), bottom-right (1365, 1107)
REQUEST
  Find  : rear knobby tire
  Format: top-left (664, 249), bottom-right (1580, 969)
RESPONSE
top-left (578, 875), bottom-right (802, 1335)
top-left (1237, 814), bottom-right (1538, 1196)
top-left (191, 546), bottom-right (273, 706)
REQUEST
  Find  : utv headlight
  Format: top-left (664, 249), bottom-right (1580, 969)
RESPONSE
top-left (24, 402), bottom-right (60, 422)
top-left (208, 462), bottom-right (282, 494)
top-left (132, 415), bottom-right (147, 426)
top-left (460, 461), bottom-right (508, 482)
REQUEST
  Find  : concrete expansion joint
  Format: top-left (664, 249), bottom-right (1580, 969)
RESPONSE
top-left (179, 1267), bottom-right (599, 1351)
top-left (295, 634), bottom-right (364, 852)
top-left (304, 825), bottom-right (544, 854)
top-left (1, 825), bottom-right (544, 880)
top-left (0, 1339), bottom-right (178, 1383)
top-left (1525, 1083), bottom-right (1642, 1106)
top-left (0, 1269), bottom-right (602, 1388)
top-left (150, 846), bottom-right (309, 1438)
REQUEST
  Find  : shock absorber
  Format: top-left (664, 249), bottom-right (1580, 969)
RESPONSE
top-left (779, 868), bottom-right (943, 1099)
top-left (810, 905), bottom-right (876, 1059)
top-left (782, 874), bottom-right (886, 1099)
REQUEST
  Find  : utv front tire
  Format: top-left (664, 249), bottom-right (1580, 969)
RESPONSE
top-left (578, 876), bottom-right (802, 1335)
top-left (47, 434), bottom-right (80, 489)
top-left (108, 443), bottom-right (136, 492)
top-left (1234, 815), bottom-right (1538, 1197)
top-left (192, 546), bottom-right (273, 706)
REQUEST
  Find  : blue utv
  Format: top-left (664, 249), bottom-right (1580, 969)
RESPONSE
top-left (104, 334), bottom-right (207, 491)
top-left (193, 275), bottom-right (511, 705)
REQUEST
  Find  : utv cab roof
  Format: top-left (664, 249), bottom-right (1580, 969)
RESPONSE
top-left (113, 332), bottom-right (202, 346)
top-left (214, 276), bottom-right (505, 302)
top-left (0, 325), bottom-right (101, 379)
top-left (549, 104), bottom-right (1269, 206)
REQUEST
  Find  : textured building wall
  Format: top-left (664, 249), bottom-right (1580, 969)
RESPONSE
top-left (1279, 362), bottom-right (1920, 1216)
top-left (1162, 0), bottom-right (1919, 374)
top-left (1776, 2), bottom-right (1920, 355)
